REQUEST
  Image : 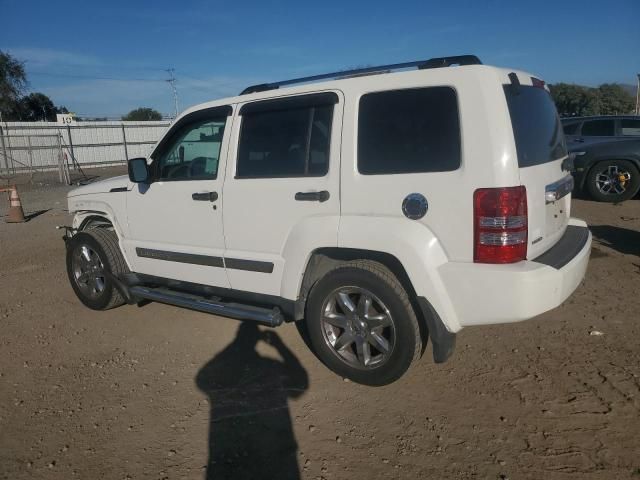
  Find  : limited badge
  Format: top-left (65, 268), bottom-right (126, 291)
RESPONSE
top-left (402, 193), bottom-right (428, 220)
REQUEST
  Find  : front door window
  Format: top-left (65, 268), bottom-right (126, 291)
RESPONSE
top-left (156, 118), bottom-right (227, 181)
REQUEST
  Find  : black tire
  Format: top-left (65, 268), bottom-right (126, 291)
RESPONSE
top-left (304, 260), bottom-right (421, 386)
top-left (585, 160), bottom-right (640, 203)
top-left (66, 228), bottom-right (129, 310)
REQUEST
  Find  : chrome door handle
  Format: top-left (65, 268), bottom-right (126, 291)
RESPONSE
top-left (295, 191), bottom-right (330, 202)
top-left (192, 191), bottom-right (218, 202)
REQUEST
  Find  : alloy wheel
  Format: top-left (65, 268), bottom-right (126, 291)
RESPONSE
top-left (595, 165), bottom-right (632, 196)
top-left (71, 244), bottom-right (106, 299)
top-left (320, 286), bottom-right (396, 369)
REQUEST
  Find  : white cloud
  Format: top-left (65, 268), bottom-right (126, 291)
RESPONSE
top-left (38, 75), bottom-right (255, 117)
top-left (6, 47), bottom-right (101, 68)
top-left (40, 79), bottom-right (169, 117)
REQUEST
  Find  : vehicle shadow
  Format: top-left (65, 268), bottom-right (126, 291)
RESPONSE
top-left (24, 209), bottom-right (50, 222)
top-left (195, 323), bottom-right (309, 480)
top-left (590, 225), bottom-right (640, 256)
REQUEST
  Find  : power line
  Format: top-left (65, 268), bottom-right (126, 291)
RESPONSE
top-left (29, 72), bottom-right (166, 82)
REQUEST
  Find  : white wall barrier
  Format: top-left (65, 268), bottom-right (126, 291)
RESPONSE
top-left (0, 121), bottom-right (171, 176)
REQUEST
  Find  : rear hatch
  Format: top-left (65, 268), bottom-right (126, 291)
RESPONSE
top-left (503, 79), bottom-right (572, 259)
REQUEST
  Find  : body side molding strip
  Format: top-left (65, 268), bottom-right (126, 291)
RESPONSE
top-left (135, 247), bottom-right (274, 273)
top-left (225, 257), bottom-right (274, 273)
top-left (136, 248), bottom-right (224, 267)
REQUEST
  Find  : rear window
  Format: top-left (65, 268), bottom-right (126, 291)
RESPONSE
top-left (504, 85), bottom-right (567, 168)
top-left (358, 87), bottom-right (461, 175)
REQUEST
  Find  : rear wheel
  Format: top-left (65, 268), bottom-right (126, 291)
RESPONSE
top-left (305, 260), bottom-right (421, 386)
top-left (586, 160), bottom-right (640, 203)
top-left (66, 228), bottom-right (129, 310)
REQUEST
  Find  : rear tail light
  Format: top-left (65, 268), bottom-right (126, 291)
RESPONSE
top-left (474, 186), bottom-right (528, 263)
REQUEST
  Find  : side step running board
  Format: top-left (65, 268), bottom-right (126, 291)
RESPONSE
top-left (129, 286), bottom-right (284, 327)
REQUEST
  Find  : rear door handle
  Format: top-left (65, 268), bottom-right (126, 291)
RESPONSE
top-left (574, 138), bottom-right (584, 143)
top-left (192, 191), bottom-right (218, 202)
top-left (295, 191), bottom-right (330, 202)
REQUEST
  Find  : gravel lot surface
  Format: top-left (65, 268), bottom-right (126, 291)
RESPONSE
top-left (1, 168), bottom-right (639, 479)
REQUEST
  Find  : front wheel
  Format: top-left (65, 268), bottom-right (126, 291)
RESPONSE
top-left (66, 228), bottom-right (129, 310)
top-left (585, 160), bottom-right (640, 203)
top-left (305, 260), bottom-right (421, 386)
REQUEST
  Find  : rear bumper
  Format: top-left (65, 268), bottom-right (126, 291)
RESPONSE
top-left (438, 218), bottom-right (591, 327)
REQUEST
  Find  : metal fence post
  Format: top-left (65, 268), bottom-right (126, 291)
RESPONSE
top-left (5, 124), bottom-right (15, 175)
top-left (122, 124), bottom-right (129, 162)
top-left (27, 135), bottom-right (35, 182)
top-left (66, 124), bottom-right (76, 167)
top-left (56, 133), bottom-right (64, 183)
top-left (0, 124), bottom-right (8, 175)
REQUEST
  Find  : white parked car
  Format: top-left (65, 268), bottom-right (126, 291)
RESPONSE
top-left (64, 55), bottom-right (591, 385)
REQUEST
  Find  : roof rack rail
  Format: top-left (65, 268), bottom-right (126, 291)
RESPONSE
top-left (240, 55), bottom-right (482, 95)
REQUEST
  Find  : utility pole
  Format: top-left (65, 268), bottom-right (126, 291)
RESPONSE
top-left (166, 68), bottom-right (179, 119)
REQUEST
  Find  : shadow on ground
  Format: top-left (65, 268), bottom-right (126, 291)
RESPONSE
top-left (590, 225), bottom-right (640, 256)
top-left (24, 209), bottom-right (50, 221)
top-left (195, 323), bottom-right (309, 480)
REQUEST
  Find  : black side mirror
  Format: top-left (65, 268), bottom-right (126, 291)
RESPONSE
top-left (128, 157), bottom-right (150, 183)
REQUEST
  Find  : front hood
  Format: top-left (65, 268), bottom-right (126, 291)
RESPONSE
top-left (67, 175), bottom-right (130, 197)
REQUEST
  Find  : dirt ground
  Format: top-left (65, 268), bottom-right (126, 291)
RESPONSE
top-left (1, 168), bottom-right (639, 480)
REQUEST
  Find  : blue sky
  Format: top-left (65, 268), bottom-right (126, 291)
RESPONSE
top-left (2, 0), bottom-right (638, 118)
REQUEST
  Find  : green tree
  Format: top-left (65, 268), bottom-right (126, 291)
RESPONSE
top-left (12, 92), bottom-right (61, 121)
top-left (122, 107), bottom-right (163, 121)
top-left (550, 82), bottom-right (636, 117)
top-left (596, 83), bottom-right (635, 115)
top-left (549, 83), bottom-right (601, 117)
top-left (0, 50), bottom-right (27, 118)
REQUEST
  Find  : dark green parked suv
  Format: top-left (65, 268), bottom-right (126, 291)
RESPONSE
top-left (562, 116), bottom-right (640, 202)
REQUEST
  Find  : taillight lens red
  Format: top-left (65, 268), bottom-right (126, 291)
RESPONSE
top-left (474, 186), bottom-right (528, 263)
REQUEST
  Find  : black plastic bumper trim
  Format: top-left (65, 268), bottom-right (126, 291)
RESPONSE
top-left (532, 225), bottom-right (589, 270)
top-left (416, 297), bottom-right (456, 363)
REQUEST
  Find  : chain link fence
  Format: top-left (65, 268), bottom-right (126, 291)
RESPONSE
top-left (0, 121), bottom-right (170, 184)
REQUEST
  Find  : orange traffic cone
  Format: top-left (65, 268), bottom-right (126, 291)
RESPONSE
top-left (6, 185), bottom-right (25, 223)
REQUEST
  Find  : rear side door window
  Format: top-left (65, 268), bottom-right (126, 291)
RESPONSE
top-left (581, 119), bottom-right (615, 137)
top-left (236, 93), bottom-right (336, 178)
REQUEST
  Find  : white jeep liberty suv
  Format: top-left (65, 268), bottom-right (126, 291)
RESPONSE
top-left (64, 55), bottom-right (591, 385)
